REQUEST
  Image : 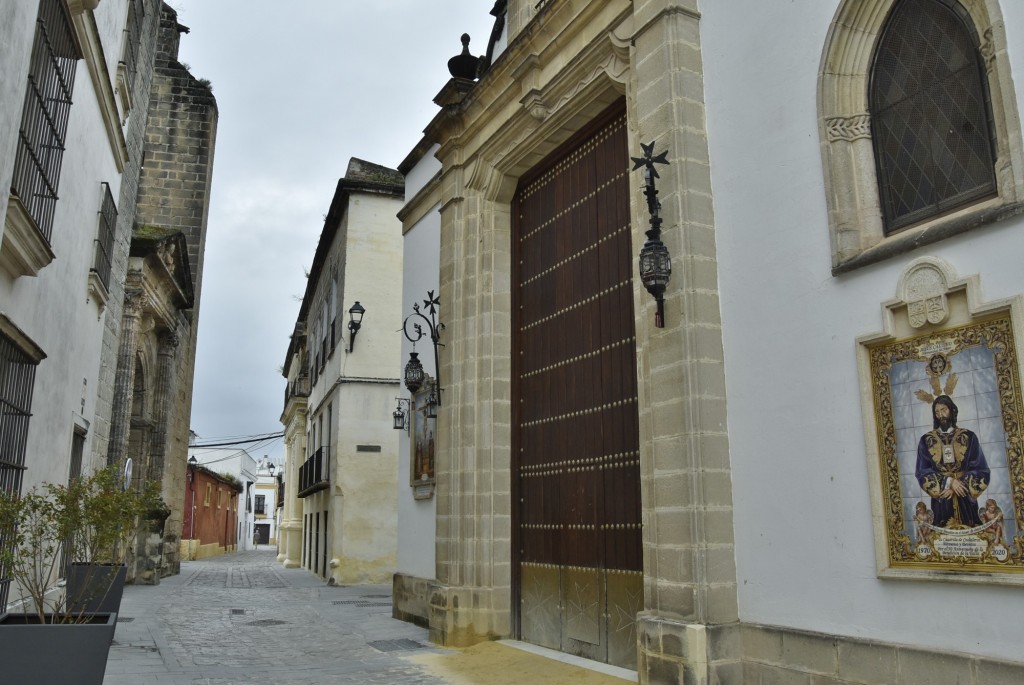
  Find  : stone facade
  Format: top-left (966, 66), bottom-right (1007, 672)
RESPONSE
top-left (396, 0), bottom-right (1024, 682)
top-left (108, 3), bottom-right (218, 582)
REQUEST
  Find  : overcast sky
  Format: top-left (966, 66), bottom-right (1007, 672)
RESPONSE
top-left (168, 2), bottom-right (496, 463)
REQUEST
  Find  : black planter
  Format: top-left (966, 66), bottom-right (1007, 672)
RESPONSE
top-left (67, 562), bottom-right (127, 615)
top-left (0, 612), bottom-right (117, 685)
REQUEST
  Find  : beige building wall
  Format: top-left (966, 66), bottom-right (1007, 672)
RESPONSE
top-left (285, 160), bottom-right (404, 586)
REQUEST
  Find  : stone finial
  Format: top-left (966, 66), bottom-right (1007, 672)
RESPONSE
top-left (447, 34), bottom-right (481, 80)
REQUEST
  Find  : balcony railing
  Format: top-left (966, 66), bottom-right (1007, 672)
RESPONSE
top-left (297, 446), bottom-right (330, 498)
top-left (284, 373), bottom-right (310, 405)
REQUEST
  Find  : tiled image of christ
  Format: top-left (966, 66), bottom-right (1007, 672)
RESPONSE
top-left (888, 345), bottom-right (1018, 547)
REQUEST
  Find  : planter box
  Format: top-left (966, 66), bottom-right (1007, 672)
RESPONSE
top-left (67, 562), bottom-right (127, 615)
top-left (0, 612), bottom-right (117, 685)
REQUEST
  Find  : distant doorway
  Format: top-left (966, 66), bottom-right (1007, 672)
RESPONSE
top-left (254, 524), bottom-right (270, 545)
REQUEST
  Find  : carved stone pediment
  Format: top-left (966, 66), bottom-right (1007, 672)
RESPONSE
top-left (131, 227), bottom-right (194, 309)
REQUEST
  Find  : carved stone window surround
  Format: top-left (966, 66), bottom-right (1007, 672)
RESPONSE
top-left (819, 0), bottom-right (1024, 275)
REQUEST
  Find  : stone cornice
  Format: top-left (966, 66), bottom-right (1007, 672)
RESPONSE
top-left (0, 312), bottom-right (47, 363)
top-left (73, 6), bottom-right (129, 172)
top-left (398, 172), bottom-right (442, 233)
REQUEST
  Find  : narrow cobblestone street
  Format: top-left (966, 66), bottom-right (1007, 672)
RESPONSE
top-left (103, 550), bottom-right (635, 685)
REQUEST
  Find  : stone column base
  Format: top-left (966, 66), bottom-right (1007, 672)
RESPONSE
top-left (637, 614), bottom-right (740, 685)
top-left (279, 520), bottom-right (302, 568)
top-left (427, 582), bottom-right (509, 648)
top-left (392, 572), bottom-right (431, 627)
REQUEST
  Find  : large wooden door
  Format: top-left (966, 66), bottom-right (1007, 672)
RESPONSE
top-left (511, 105), bottom-right (642, 669)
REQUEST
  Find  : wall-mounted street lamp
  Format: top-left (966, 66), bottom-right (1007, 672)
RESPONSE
top-left (631, 141), bottom-right (672, 328)
top-left (392, 398), bottom-right (411, 431)
top-left (347, 301), bottom-right (365, 352)
top-left (268, 462), bottom-right (276, 478)
top-left (402, 291), bottom-right (444, 404)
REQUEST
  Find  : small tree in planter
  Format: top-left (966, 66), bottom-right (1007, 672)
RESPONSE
top-left (0, 465), bottom-right (161, 623)
top-left (66, 466), bottom-right (163, 614)
top-left (0, 465), bottom-right (161, 685)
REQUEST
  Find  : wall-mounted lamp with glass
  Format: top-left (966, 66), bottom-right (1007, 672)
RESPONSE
top-left (347, 301), bottom-right (365, 352)
top-left (392, 397), bottom-right (411, 431)
top-left (631, 141), bottom-right (672, 328)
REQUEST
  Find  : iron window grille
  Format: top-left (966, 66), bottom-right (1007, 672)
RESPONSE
top-left (11, 0), bottom-right (81, 242)
top-left (869, 0), bottom-right (997, 234)
top-left (120, 0), bottom-right (145, 98)
top-left (92, 183), bottom-right (117, 291)
top-left (254, 495), bottom-right (266, 516)
top-left (0, 331), bottom-right (41, 606)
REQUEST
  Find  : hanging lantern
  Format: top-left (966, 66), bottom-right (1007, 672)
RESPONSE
top-left (404, 352), bottom-right (425, 394)
top-left (427, 383), bottom-right (439, 419)
top-left (631, 141), bottom-right (672, 328)
top-left (392, 399), bottom-right (409, 431)
top-left (638, 237), bottom-right (672, 327)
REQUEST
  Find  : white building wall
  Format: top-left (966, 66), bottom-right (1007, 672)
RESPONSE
top-left (1, 2), bottom-right (127, 494)
top-left (703, 0), bottom-right (1024, 662)
top-left (396, 174), bottom-right (441, 581)
top-left (0, 3), bottom-right (38, 218)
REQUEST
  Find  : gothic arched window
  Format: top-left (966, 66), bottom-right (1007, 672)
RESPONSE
top-left (869, 0), bottom-right (997, 233)
top-left (819, 0), bottom-right (1022, 273)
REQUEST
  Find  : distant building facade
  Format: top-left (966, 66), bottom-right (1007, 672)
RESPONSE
top-left (251, 457), bottom-right (280, 546)
top-left (279, 159), bottom-right (404, 585)
top-left (181, 462), bottom-right (240, 560)
top-left (188, 444), bottom-right (259, 552)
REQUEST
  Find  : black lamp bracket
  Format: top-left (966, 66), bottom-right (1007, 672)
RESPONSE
top-left (402, 291), bottom-right (444, 405)
top-left (631, 141), bottom-right (672, 328)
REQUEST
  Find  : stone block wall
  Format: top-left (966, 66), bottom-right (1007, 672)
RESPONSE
top-left (93, 0), bottom-right (163, 472)
top-left (739, 624), bottom-right (1024, 685)
top-left (133, 3), bottom-right (218, 578)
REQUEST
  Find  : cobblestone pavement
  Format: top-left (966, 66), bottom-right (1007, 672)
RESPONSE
top-left (103, 550), bottom-right (449, 685)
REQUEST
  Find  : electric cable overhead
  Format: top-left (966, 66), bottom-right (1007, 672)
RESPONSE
top-left (190, 432), bottom-right (284, 448)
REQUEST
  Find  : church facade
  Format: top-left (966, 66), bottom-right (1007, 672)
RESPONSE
top-left (392, 1), bottom-right (1024, 682)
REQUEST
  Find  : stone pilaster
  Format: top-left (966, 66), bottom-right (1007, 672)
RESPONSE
top-left (149, 330), bottom-right (180, 479)
top-left (279, 406), bottom-right (306, 568)
top-left (630, 2), bottom-right (738, 683)
top-left (107, 290), bottom-right (145, 467)
top-left (429, 154), bottom-right (513, 646)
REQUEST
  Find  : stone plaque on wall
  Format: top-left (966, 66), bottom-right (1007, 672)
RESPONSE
top-left (860, 258), bottom-right (1024, 583)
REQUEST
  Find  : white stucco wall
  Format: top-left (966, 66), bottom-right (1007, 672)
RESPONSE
top-left (396, 155), bottom-right (441, 580)
top-left (0, 2), bottom-right (38, 218)
top-left (703, 0), bottom-right (1024, 662)
top-left (1, 6), bottom-right (127, 495)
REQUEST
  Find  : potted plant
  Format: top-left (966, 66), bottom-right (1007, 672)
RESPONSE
top-left (65, 466), bottom-right (161, 615)
top-left (0, 465), bottom-right (160, 685)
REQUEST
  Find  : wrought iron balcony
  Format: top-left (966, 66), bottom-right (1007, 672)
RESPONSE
top-left (284, 373), bottom-right (311, 405)
top-left (297, 446), bottom-right (330, 498)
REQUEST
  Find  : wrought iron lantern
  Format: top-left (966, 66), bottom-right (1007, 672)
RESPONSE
top-left (631, 141), bottom-right (672, 328)
top-left (402, 291), bottom-right (444, 404)
top-left (347, 301), bottom-right (365, 352)
top-left (426, 382), bottom-right (439, 419)
top-left (392, 398), bottom-right (410, 431)
top-left (404, 352), bottom-right (425, 394)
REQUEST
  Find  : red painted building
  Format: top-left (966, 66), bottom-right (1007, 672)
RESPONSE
top-left (181, 464), bottom-right (241, 559)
